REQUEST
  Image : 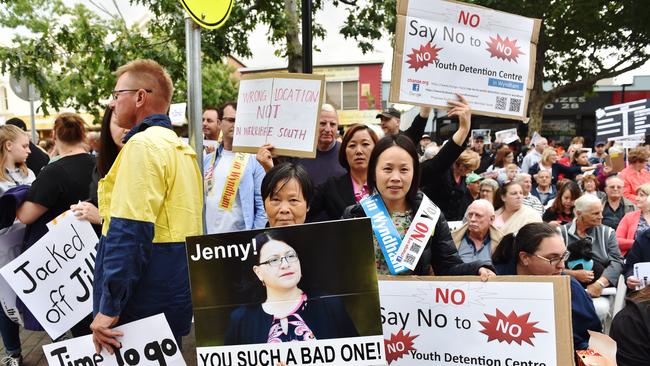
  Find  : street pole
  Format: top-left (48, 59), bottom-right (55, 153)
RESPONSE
top-left (28, 84), bottom-right (37, 143)
top-left (301, 0), bottom-right (312, 74)
top-left (185, 16), bottom-right (206, 233)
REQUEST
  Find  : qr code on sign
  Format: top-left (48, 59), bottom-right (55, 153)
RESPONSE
top-left (509, 98), bottom-right (522, 112)
top-left (495, 96), bottom-right (507, 110)
top-left (404, 254), bottom-right (416, 265)
top-left (410, 243), bottom-right (422, 254)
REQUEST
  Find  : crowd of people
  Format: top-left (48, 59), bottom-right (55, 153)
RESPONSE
top-left (1, 58), bottom-right (650, 365)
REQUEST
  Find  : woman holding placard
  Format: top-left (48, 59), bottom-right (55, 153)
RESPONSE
top-left (16, 113), bottom-right (95, 337)
top-left (491, 222), bottom-right (601, 351)
top-left (342, 133), bottom-right (494, 277)
top-left (261, 163), bottom-right (313, 227)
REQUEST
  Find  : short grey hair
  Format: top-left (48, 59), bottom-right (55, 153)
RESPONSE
top-left (467, 199), bottom-right (495, 216)
top-left (514, 173), bottom-right (531, 183)
top-left (574, 193), bottom-right (600, 214)
top-left (479, 178), bottom-right (499, 190)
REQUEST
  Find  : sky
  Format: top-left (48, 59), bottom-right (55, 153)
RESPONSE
top-left (1, 0), bottom-right (648, 84)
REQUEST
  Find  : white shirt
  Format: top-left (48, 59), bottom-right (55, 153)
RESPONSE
top-left (205, 150), bottom-right (245, 234)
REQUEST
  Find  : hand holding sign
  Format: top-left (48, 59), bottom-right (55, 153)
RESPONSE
top-left (90, 312), bottom-right (122, 355)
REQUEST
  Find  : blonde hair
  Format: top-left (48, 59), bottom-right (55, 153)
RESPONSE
top-left (0, 125), bottom-right (29, 182)
top-left (637, 183), bottom-right (650, 197)
top-left (115, 59), bottom-right (173, 105)
top-left (541, 147), bottom-right (557, 165)
top-left (455, 149), bottom-right (480, 171)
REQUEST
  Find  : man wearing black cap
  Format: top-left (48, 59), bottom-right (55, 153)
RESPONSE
top-left (376, 106), bottom-right (431, 145)
top-left (589, 141), bottom-right (608, 165)
top-left (5, 118), bottom-right (49, 175)
top-left (470, 134), bottom-right (493, 174)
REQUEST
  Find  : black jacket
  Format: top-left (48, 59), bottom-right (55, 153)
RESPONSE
top-left (26, 142), bottom-right (49, 176)
top-left (307, 173), bottom-right (356, 222)
top-left (224, 292), bottom-right (359, 345)
top-left (420, 139), bottom-right (468, 221)
top-left (341, 192), bottom-right (493, 276)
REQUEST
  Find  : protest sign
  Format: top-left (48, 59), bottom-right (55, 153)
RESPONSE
top-left (0, 212), bottom-right (98, 339)
top-left (169, 102), bottom-right (187, 126)
top-left (391, 0), bottom-right (541, 120)
top-left (186, 218), bottom-right (385, 366)
top-left (596, 99), bottom-right (650, 141)
top-left (494, 128), bottom-right (519, 144)
top-left (0, 224), bottom-right (26, 325)
top-left (379, 276), bottom-right (574, 366)
top-left (43, 313), bottom-right (185, 366)
top-left (233, 72), bottom-right (325, 158)
top-left (471, 129), bottom-right (491, 143)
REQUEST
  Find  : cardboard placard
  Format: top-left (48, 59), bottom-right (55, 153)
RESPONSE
top-left (494, 128), bottom-right (519, 144)
top-left (186, 219), bottom-right (385, 365)
top-left (379, 275), bottom-right (574, 366)
top-left (169, 102), bottom-right (187, 126)
top-left (605, 152), bottom-right (625, 174)
top-left (390, 0), bottom-right (541, 120)
top-left (471, 129), bottom-right (491, 143)
top-left (233, 72), bottom-right (325, 158)
top-left (42, 314), bottom-right (185, 366)
top-left (0, 212), bottom-right (98, 339)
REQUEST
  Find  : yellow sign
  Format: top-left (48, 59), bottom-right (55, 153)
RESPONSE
top-left (179, 0), bottom-right (234, 29)
top-left (338, 110), bottom-right (381, 126)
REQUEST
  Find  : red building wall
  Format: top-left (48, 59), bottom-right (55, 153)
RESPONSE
top-left (358, 64), bottom-right (382, 110)
top-left (610, 91), bottom-right (650, 104)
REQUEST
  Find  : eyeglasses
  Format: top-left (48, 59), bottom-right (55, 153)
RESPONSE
top-left (259, 252), bottom-right (299, 267)
top-left (534, 251), bottom-right (570, 266)
top-left (111, 89), bottom-right (153, 100)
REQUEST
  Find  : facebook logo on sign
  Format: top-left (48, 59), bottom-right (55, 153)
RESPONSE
top-left (412, 83), bottom-right (420, 92)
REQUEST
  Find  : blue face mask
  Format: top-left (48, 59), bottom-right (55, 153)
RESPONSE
top-left (566, 258), bottom-right (594, 271)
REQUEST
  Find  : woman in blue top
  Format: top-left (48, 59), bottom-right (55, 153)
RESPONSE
top-left (491, 222), bottom-right (601, 350)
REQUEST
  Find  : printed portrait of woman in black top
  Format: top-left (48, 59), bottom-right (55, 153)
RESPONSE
top-left (224, 230), bottom-right (358, 345)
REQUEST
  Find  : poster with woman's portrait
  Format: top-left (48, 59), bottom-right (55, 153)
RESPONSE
top-left (186, 218), bottom-right (385, 365)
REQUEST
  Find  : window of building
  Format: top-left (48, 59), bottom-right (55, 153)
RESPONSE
top-left (326, 81), bottom-right (358, 110)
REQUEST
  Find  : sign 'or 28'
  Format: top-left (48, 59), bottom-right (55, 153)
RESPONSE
top-left (179, 0), bottom-right (234, 29)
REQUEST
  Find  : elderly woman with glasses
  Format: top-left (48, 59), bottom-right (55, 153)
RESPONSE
top-left (224, 230), bottom-right (358, 345)
top-left (492, 222), bottom-right (601, 351)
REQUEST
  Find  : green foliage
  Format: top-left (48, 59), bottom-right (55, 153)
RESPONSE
top-left (0, 0), bottom-right (238, 122)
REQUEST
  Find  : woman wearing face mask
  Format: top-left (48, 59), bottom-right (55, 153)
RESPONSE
top-left (224, 231), bottom-right (358, 344)
top-left (342, 134), bottom-right (495, 278)
top-left (493, 181), bottom-right (542, 236)
top-left (307, 124), bottom-right (379, 222)
top-left (491, 222), bottom-right (601, 351)
top-left (261, 163), bottom-right (313, 227)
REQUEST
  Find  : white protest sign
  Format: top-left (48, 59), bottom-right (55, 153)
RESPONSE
top-left (391, 0), bottom-right (541, 120)
top-left (471, 129), bottom-right (491, 144)
top-left (379, 276), bottom-right (574, 366)
top-left (233, 72), bottom-right (325, 158)
top-left (43, 313), bottom-right (185, 366)
top-left (0, 212), bottom-right (98, 339)
top-left (0, 224), bottom-right (26, 325)
top-left (494, 128), bottom-right (519, 144)
top-left (169, 103), bottom-right (187, 126)
top-left (633, 262), bottom-right (650, 290)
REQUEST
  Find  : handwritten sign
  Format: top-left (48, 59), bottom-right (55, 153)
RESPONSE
top-left (43, 313), bottom-right (185, 366)
top-left (233, 72), bottom-right (325, 158)
top-left (391, 0), bottom-right (541, 120)
top-left (379, 276), bottom-right (573, 365)
top-left (0, 212), bottom-right (98, 339)
top-left (169, 103), bottom-right (187, 126)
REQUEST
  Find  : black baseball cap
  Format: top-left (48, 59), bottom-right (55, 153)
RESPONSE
top-left (376, 107), bottom-right (401, 119)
